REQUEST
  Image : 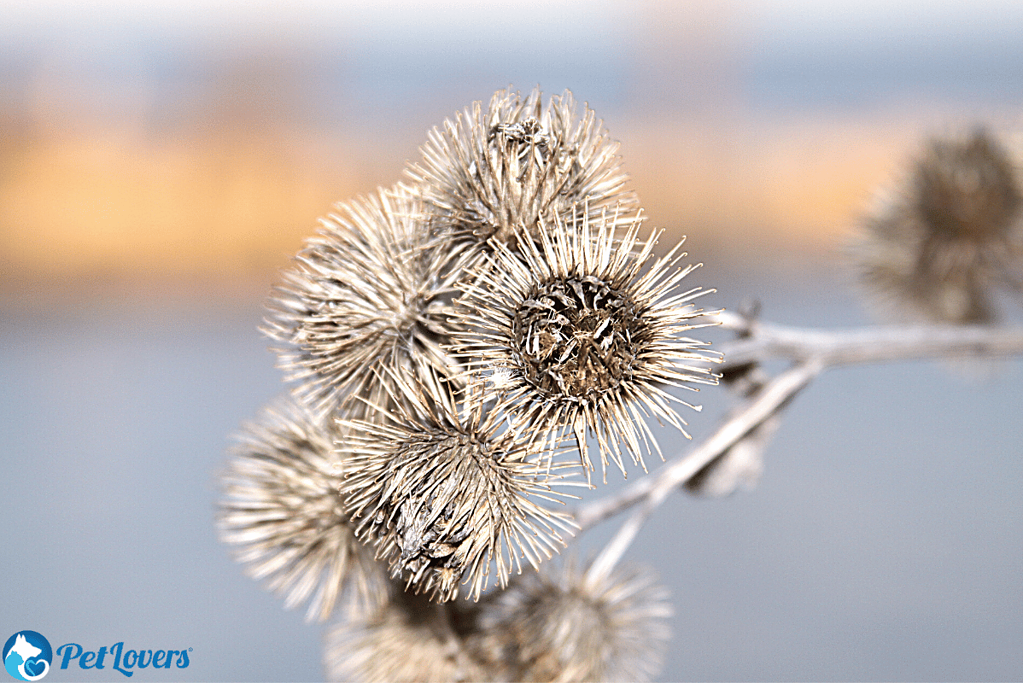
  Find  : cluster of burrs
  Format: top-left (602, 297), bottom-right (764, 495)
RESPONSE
top-left (218, 86), bottom-right (720, 681)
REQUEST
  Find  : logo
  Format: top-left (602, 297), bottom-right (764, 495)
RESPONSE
top-left (4, 633), bottom-right (191, 679)
top-left (3, 632), bottom-right (52, 681)
top-left (55, 643), bottom-right (190, 678)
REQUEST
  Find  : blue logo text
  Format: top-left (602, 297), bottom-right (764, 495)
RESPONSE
top-left (55, 642), bottom-right (190, 678)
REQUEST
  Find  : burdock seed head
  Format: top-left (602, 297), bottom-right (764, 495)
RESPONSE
top-left (470, 558), bottom-right (672, 683)
top-left (406, 86), bottom-right (638, 253)
top-left (218, 395), bottom-right (388, 622)
top-left (452, 208), bottom-right (720, 483)
top-left (324, 586), bottom-right (488, 683)
top-left (853, 126), bottom-right (1023, 324)
top-left (339, 368), bottom-right (578, 603)
top-left (913, 127), bottom-right (1020, 243)
top-left (264, 184), bottom-right (463, 418)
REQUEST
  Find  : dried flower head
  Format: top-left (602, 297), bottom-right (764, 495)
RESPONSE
top-left (340, 369), bottom-right (578, 602)
top-left (324, 588), bottom-right (487, 683)
top-left (853, 127), bottom-right (1023, 324)
top-left (471, 559), bottom-right (672, 682)
top-left (406, 86), bottom-right (637, 252)
top-left (218, 396), bottom-right (387, 622)
top-left (264, 184), bottom-right (462, 417)
top-left (452, 209), bottom-right (719, 483)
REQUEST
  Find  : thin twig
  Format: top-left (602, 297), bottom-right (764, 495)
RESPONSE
top-left (577, 315), bottom-right (1023, 551)
top-left (583, 497), bottom-right (657, 587)
top-left (575, 358), bottom-right (823, 531)
top-left (714, 311), bottom-right (1023, 369)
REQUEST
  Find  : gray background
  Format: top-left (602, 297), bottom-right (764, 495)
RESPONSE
top-left (4, 263), bottom-right (1022, 682)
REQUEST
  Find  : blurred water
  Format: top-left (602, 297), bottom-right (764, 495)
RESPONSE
top-left (2, 262), bottom-right (1021, 682)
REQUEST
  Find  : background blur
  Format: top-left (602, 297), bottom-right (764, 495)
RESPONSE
top-left (3, 1), bottom-right (1022, 681)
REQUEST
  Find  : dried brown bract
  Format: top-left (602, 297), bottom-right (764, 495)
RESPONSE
top-left (406, 86), bottom-right (638, 254)
top-left (452, 209), bottom-right (720, 483)
top-left (264, 184), bottom-right (463, 418)
top-left (218, 396), bottom-right (387, 622)
top-left (853, 127), bottom-right (1023, 324)
top-left (339, 369), bottom-right (578, 603)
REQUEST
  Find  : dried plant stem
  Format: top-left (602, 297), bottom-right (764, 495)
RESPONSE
top-left (583, 498), bottom-right (657, 588)
top-left (579, 316), bottom-right (1023, 543)
top-left (715, 311), bottom-right (1023, 369)
top-left (576, 358), bottom-right (823, 532)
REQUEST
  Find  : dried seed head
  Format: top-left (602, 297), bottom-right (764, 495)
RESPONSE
top-left (324, 588), bottom-right (488, 683)
top-left (914, 128), bottom-right (1021, 242)
top-left (406, 86), bottom-right (638, 251)
top-left (452, 209), bottom-right (720, 483)
top-left (472, 559), bottom-right (672, 682)
top-left (340, 369), bottom-right (577, 602)
top-left (513, 272), bottom-right (645, 399)
top-left (853, 127), bottom-right (1023, 324)
top-left (264, 184), bottom-right (462, 418)
top-left (218, 396), bottom-right (387, 622)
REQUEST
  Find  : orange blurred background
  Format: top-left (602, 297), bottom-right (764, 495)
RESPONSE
top-left (2, 0), bottom-right (1022, 303)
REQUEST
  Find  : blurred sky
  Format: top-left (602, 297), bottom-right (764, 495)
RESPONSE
top-left (4, 0), bottom-right (1023, 297)
top-left (3, 2), bottom-right (1023, 682)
